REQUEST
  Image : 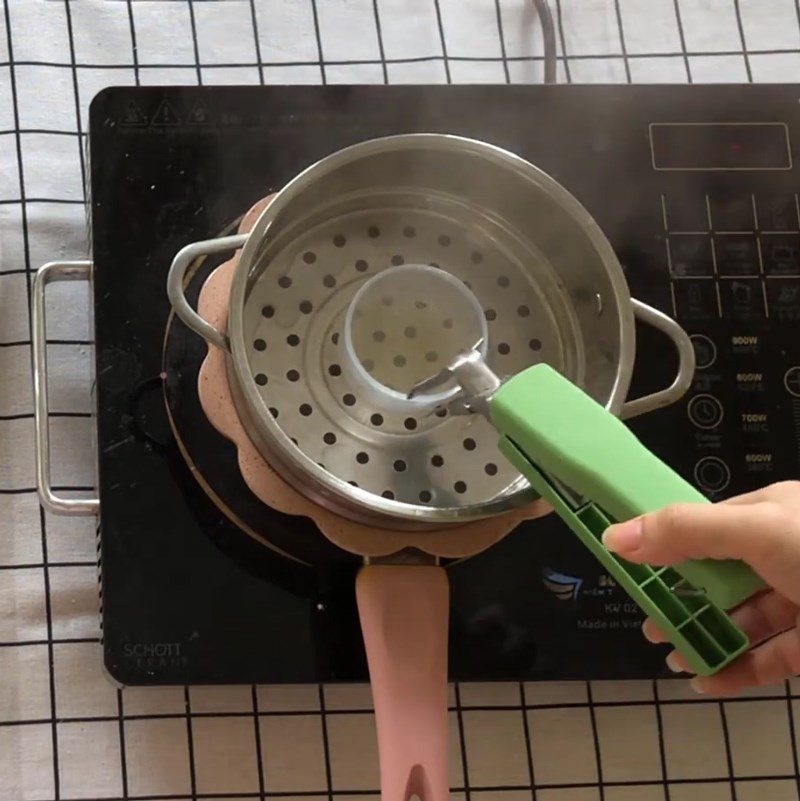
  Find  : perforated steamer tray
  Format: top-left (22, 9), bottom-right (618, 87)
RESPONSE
top-left (234, 193), bottom-right (580, 512)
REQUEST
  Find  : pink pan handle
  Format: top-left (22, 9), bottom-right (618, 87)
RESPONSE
top-left (356, 564), bottom-right (450, 801)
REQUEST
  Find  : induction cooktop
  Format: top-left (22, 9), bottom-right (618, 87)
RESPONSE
top-left (86, 85), bottom-right (800, 685)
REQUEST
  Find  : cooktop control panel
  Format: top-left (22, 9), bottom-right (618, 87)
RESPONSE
top-left (652, 146), bottom-right (800, 500)
top-left (661, 188), bottom-right (800, 493)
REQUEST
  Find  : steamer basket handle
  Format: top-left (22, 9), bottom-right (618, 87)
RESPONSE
top-left (166, 234), bottom-right (249, 352)
top-left (32, 261), bottom-right (99, 516)
top-left (621, 300), bottom-right (696, 420)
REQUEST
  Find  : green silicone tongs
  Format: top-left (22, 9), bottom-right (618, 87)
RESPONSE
top-left (413, 353), bottom-right (766, 677)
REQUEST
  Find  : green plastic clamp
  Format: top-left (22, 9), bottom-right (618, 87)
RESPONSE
top-left (490, 363), bottom-right (766, 677)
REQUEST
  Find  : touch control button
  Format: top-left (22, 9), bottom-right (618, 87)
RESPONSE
top-left (710, 194), bottom-right (754, 231)
top-left (766, 279), bottom-right (800, 321)
top-left (688, 394), bottom-right (724, 429)
top-left (673, 280), bottom-right (718, 322)
top-left (664, 193), bottom-right (709, 232)
top-left (720, 279), bottom-right (765, 321)
top-left (757, 195), bottom-right (800, 231)
top-left (694, 457), bottom-right (731, 493)
top-left (714, 235), bottom-right (759, 276)
top-left (762, 234), bottom-right (800, 275)
top-left (690, 334), bottom-right (717, 369)
top-left (668, 236), bottom-right (714, 276)
top-left (785, 366), bottom-right (800, 398)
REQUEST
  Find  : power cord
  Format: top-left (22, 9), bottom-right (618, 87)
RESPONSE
top-left (532, 0), bottom-right (558, 83)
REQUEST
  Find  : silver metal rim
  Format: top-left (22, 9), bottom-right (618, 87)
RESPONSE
top-left (226, 134), bottom-right (636, 526)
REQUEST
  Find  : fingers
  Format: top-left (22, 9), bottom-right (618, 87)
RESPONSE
top-left (645, 603), bottom-right (800, 694)
top-left (603, 501), bottom-right (800, 603)
top-left (609, 481), bottom-right (800, 694)
top-left (721, 481), bottom-right (800, 508)
top-left (729, 593), bottom-right (799, 647)
top-left (641, 617), bottom-right (667, 644)
top-left (643, 592), bottom-right (799, 650)
top-left (692, 626), bottom-right (800, 696)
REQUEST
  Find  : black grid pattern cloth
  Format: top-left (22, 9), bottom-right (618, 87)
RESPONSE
top-left (2, 1), bottom-right (800, 801)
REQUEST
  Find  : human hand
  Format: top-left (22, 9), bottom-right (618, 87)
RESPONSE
top-left (602, 481), bottom-right (800, 696)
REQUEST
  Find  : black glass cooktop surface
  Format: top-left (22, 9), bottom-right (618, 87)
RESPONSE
top-left (88, 85), bottom-right (800, 685)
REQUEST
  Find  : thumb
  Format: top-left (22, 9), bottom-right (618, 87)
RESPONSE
top-left (602, 501), bottom-right (800, 604)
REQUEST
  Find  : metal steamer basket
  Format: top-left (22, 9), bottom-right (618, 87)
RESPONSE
top-left (168, 134), bottom-right (695, 528)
